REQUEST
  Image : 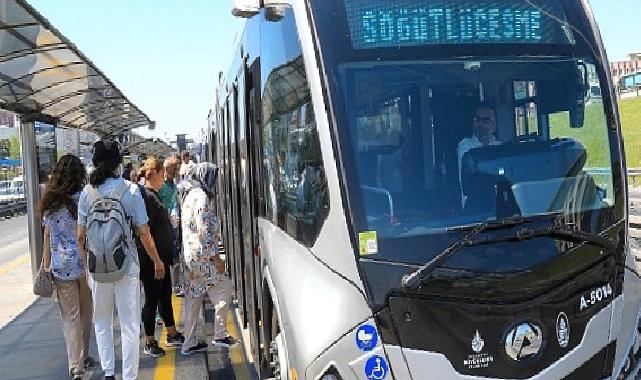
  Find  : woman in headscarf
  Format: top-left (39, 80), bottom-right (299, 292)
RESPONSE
top-left (180, 163), bottom-right (238, 355)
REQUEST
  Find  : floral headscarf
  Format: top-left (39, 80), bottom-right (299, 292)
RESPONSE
top-left (186, 163), bottom-right (218, 198)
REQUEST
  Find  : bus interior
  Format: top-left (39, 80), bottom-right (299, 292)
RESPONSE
top-left (341, 58), bottom-right (615, 238)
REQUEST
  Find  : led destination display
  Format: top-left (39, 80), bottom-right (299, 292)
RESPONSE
top-left (344, 0), bottom-right (572, 49)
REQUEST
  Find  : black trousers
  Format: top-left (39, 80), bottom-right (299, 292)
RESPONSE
top-left (140, 264), bottom-right (175, 337)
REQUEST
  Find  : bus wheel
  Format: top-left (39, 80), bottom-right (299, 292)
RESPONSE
top-left (269, 332), bottom-right (288, 380)
top-left (618, 350), bottom-right (635, 379)
top-left (263, 306), bottom-right (288, 380)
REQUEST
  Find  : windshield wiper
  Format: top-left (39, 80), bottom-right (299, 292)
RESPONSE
top-left (465, 225), bottom-right (617, 252)
top-left (400, 215), bottom-right (534, 289)
top-left (400, 219), bottom-right (617, 290)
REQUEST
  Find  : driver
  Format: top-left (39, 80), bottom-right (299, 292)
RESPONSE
top-left (457, 103), bottom-right (500, 207)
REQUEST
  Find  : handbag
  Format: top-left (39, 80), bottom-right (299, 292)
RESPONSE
top-left (33, 259), bottom-right (54, 297)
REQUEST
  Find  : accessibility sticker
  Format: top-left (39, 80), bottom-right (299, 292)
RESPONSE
top-left (365, 355), bottom-right (388, 380)
top-left (355, 324), bottom-right (378, 351)
top-left (359, 231), bottom-right (378, 255)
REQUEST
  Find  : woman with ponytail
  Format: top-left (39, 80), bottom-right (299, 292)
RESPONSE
top-left (137, 156), bottom-right (185, 357)
top-left (77, 140), bottom-right (165, 380)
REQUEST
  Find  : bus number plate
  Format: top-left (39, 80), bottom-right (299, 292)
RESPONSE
top-left (579, 284), bottom-right (613, 311)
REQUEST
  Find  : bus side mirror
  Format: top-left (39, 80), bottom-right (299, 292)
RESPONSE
top-left (232, 0), bottom-right (260, 18)
top-left (264, 0), bottom-right (288, 22)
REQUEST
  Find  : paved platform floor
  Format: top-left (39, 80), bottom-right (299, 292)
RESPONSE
top-left (206, 301), bottom-right (259, 380)
top-left (0, 293), bottom-right (256, 379)
top-left (0, 295), bottom-right (206, 380)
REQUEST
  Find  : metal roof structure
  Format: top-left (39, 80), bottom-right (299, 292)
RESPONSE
top-left (262, 55), bottom-right (310, 122)
top-left (124, 138), bottom-right (174, 158)
top-left (0, 0), bottom-right (154, 136)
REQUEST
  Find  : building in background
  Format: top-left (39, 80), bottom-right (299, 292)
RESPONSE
top-left (610, 53), bottom-right (641, 93)
top-left (56, 128), bottom-right (98, 165)
top-left (0, 109), bottom-right (16, 128)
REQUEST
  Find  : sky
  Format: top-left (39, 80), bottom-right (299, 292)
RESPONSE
top-left (26, 0), bottom-right (641, 144)
top-left (28, 0), bottom-right (244, 143)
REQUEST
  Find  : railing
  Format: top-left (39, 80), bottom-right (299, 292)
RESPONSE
top-left (630, 168), bottom-right (641, 186)
top-left (0, 196), bottom-right (26, 218)
top-left (360, 185), bottom-right (395, 218)
top-left (585, 168), bottom-right (641, 186)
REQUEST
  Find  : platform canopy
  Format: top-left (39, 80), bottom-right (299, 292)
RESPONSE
top-left (124, 138), bottom-right (173, 158)
top-left (0, 0), bottom-right (154, 136)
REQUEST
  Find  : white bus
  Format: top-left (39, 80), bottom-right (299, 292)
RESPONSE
top-left (208, 1), bottom-right (641, 379)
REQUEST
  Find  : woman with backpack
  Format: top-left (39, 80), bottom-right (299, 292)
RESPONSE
top-left (137, 156), bottom-right (185, 357)
top-left (77, 140), bottom-right (165, 380)
top-left (180, 163), bottom-right (237, 355)
top-left (40, 154), bottom-right (96, 380)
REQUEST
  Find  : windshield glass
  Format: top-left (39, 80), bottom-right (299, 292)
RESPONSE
top-left (310, 0), bottom-right (622, 270)
top-left (341, 59), bottom-right (614, 236)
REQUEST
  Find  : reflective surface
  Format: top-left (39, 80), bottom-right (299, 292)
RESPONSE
top-left (310, 0), bottom-right (623, 271)
top-left (504, 322), bottom-right (544, 362)
top-left (338, 59), bottom-right (614, 242)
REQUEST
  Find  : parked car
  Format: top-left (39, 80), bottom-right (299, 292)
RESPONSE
top-left (0, 180), bottom-right (10, 195)
top-left (8, 176), bottom-right (23, 195)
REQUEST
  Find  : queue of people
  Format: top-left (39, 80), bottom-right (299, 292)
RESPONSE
top-left (38, 141), bottom-right (236, 380)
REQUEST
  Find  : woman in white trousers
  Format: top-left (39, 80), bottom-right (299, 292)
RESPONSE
top-left (77, 140), bottom-right (165, 380)
top-left (180, 163), bottom-right (238, 355)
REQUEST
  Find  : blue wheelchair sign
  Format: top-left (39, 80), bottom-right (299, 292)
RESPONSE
top-left (355, 324), bottom-right (378, 351)
top-left (365, 355), bottom-right (388, 380)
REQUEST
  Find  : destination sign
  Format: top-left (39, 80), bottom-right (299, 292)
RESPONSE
top-left (344, 0), bottom-right (572, 49)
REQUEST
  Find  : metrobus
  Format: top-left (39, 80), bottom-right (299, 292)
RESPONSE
top-left (208, 1), bottom-right (641, 379)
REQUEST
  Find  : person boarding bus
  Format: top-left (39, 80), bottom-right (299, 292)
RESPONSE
top-left (77, 140), bottom-right (165, 380)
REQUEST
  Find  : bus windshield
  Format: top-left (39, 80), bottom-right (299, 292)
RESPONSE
top-left (310, 0), bottom-right (622, 269)
top-left (341, 59), bottom-right (614, 235)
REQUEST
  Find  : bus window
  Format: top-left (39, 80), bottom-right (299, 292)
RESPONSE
top-left (513, 81), bottom-right (539, 136)
top-left (331, 58), bottom-right (617, 268)
top-left (549, 69), bottom-right (614, 206)
top-left (261, 8), bottom-right (329, 246)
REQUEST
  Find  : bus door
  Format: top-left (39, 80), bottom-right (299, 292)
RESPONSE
top-left (223, 99), bottom-right (236, 287)
top-left (230, 83), bottom-right (248, 324)
top-left (237, 59), bottom-right (263, 360)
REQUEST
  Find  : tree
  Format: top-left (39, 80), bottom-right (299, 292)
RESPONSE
top-left (9, 135), bottom-right (20, 159)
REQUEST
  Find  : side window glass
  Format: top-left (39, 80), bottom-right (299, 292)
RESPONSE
top-left (261, 8), bottom-right (329, 246)
top-left (513, 81), bottom-right (539, 136)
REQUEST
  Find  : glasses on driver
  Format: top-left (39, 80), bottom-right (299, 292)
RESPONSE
top-left (474, 116), bottom-right (492, 124)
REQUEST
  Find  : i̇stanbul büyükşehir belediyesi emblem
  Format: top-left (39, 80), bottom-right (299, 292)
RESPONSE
top-left (472, 330), bottom-right (484, 353)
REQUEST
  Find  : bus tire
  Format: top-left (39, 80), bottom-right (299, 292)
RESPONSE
top-left (260, 291), bottom-right (288, 380)
top-left (259, 290), bottom-right (275, 379)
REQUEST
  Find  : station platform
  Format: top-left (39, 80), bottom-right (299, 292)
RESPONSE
top-left (0, 293), bottom-right (258, 380)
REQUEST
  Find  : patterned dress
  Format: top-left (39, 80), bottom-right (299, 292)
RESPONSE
top-left (181, 186), bottom-right (220, 297)
top-left (43, 197), bottom-right (84, 281)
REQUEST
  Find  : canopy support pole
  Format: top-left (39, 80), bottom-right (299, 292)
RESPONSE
top-left (20, 119), bottom-right (42, 281)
